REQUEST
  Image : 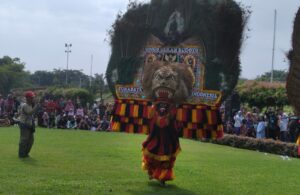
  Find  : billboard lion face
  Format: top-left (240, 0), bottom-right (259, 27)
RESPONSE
top-left (143, 61), bottom-right (195, 103)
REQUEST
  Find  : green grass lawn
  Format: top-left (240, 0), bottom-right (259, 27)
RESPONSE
top-left (0, 127), bottom-right (299, 195)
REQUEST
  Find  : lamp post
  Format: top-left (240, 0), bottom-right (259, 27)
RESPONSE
top-left (90, 54), bottom-right (93, 88)
top-left (270, 9), bottom-right (277, 83)
top-left (65, 43), bottom-right (72, 85)
top-left (79, 69), bottom-right (83, 88)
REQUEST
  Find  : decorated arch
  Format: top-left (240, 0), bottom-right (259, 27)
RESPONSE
top-left (106, 0), bottom-right (248, 140)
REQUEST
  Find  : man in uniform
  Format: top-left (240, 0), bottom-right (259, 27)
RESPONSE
top-left (18, 91), bottom-right (40, 158)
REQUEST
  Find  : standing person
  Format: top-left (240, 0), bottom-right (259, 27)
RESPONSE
top-left (265, 107), bottom-right (279, 140)
top-left (279, 112), bottom-right (289, 142)
top-left (99, 100), bottom-right (107, 120)
top-left (0, 94), bottom-right (4, 117)
top-left (233, 111), bottom-right (244, 135)
top-left (245, 112), bottom-right (255, 137)
top-left (256, 116), bottom-right (266, 139)
top-left (18, 91), bottom-right (40, 158)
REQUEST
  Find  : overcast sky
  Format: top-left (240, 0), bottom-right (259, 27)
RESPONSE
top-left (0, 0), bottom-right (299, 79)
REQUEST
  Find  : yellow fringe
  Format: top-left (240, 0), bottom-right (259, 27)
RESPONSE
top-left (176, 108), bottom-right (183, 121)
top-left (159, 170), bottom-right (168, 180)
top-left (296, 135), bottom-right (300, 145)
top-left (112, 122), bottom-right (120, 132)
top-left (142, 148), bottom-right (181, 161)
top-left (192, 109), bottom-right (197, 123)
top-left (133, 104), bottom-right (139, 118)
top-left (206, 110), bottom-right (212, 125)
top-left (120, 104), bottom-right (126, 116)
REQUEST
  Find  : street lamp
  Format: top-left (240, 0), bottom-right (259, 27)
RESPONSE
top-left (79, 69), bottom-right (83, 88)
top-left (65, 43), bottom-right (72, 85)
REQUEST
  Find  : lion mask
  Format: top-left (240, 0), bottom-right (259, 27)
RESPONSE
top-left (142, 61), bottom-right (195, 103)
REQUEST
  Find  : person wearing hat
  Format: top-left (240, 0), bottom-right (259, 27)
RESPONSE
top-left (18, 91), bottom-right (40, 158)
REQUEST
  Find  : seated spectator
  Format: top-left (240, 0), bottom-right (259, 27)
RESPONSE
top-left (64, 99), bottom-right (75, 115)
top-left (55, 113), bottom-right (62, 128)
top-left (78, 115), bottom-right (90, 130)
top-left (57, 114), bottom-right (68, 129)
top-left (68, 108), bottom-right (75, 117)
top-left (90, 115), bottom-right (100, 131)
top-left (67, 115), bottom-right (77, 129)
top-left (42, 112), bottom-right (49, 128)
top-left (97, 115), bottom-right (110, 131)
top-left (4, 94), bottom-right (14, 118)
top-left (95, 117), bottom-right (102, 131)
top-left (0, 115), bottom-right (10, 127)
top-left (76, 105), bottom-right (85, 118)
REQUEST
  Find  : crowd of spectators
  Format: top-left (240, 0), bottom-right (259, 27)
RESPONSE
top-left (0, 94), bottom-right (20, 126)
top-left (0, 93), bottom-right (113, 131)
top-left (222, 106), bottom-right (300, 143)
top-left (1, 93), bottom-right (300, 143)
top-left (38, 98), bottom-right (113, 131)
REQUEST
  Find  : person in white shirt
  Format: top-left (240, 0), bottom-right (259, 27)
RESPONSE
top-left (279, 112), bottom-right (289, 142)
top-left (234, 111), bottom-right (244, 135)
top-left (256, 116), bottom-right (266, 139)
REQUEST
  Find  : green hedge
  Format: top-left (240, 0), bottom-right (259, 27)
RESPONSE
top-left (46, 87), bottom-right (94, 105)
top-left (212, 134), bottom-right (299, 158)
top-left (236, 81), bottom-right (288, 108)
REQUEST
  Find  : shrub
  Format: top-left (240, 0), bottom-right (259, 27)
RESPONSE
top-left (46, 87), bottom-right (94, 105)
top-left (236, 80), bottom-right (288, 109)
top-left (212, 134), bottom-right (299, 158)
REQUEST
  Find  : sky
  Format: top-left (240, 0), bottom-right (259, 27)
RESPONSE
top-left (0, 0), bottom-right (299, 79)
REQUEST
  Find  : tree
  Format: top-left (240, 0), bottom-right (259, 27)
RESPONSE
top-left (255, 70), bottom-right (288, 82)
top-left (287, 7), bottom-right (300, 115)
top-left (236, 80), bottom-right (288, 109)
top-left (92, 74), bottom-right (106, 100)
top-left (46, 87), bottom-right (93, 106)
top-left (0, 56), bottom-right (30, 95)
top-left (30, 71), bottom-right (55, 86)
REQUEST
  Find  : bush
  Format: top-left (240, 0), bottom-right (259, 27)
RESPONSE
top-left (46, 87), bottom-right (94, 105)
top-left (212, 134), bottom-right (299, 158)
top-left (236, 80), bottom-right (288, 109)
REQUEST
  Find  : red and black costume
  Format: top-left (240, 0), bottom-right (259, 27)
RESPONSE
top-left (142, 101), bottom-right (180, 182)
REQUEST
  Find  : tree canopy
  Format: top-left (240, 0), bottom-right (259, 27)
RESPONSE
top-left (255, 70), bottom-right (288, 82)
top-left (0, 56), bottom-right (30, 95)
top-left (236, 80), bottom-right (288, 109)
top-left (0, 56), bottom-right (109, 97)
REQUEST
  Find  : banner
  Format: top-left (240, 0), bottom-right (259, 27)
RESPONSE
top-left (116, 42), bottom-right (222, 106)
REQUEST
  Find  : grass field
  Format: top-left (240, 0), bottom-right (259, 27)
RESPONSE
top-left (0, 127), bottom-right (300, 195)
